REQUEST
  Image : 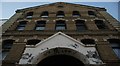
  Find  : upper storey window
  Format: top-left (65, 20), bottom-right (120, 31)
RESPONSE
top-left (88, 11), bottom-right (96, 17)
top-left (55, 20), bottom-right (66, 30)
top-left (16, 21), bottom-right (27, 30)
top-left (41, 11), bottom-right (49, 17)
top-left (57, 5), bottom-right (64, 8)
top-left (107, 39), bottom-right (120, 59)
top-left (75, 20), bottom-right (87, 31)
top-left (27, 39), bottom-right (41, 45)
top-left (56, 11), bottom-right (65, 17)
top-left (95, 20), bottom-right (107, 30)
top-left (72, 11), bottom-right (80, 17)
top-left (26, 12), bottom-right (33, 18)
top-left (2, 39), bottom-right (15, 60)
top-left (81, 39), bottom-right (95, 45)
top-left (35, 20), bottom-right (46, 31)
top-left (2, 39), bottom-right (14, 50)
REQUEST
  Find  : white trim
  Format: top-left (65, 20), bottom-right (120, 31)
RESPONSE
top-left (55, 18), bottom-right (68, 21)
top-left (17, 20), bottom-right (31, 23)
top-left (35, 32), bottom-right (85, 47)
top-left (73, 19), bottom-right (87, 22)
top-left (35, 19), bottom-right (49, 23)
top-left (103, 36), bottom-right (120, 41)
top-left (93, 18), bottom-right (105, 21)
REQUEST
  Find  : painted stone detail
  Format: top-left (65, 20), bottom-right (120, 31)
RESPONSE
top-left (86, 51), bottom-right (103, 64)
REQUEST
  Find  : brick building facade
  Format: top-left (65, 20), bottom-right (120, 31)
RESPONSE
top-left (1, 2), bottom-right (120, 66)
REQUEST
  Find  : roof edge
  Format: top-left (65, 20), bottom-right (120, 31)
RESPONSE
top-left (15, 2), bottom-right (106, 13)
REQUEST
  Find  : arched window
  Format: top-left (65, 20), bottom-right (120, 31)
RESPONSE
top-left (35, 20), bottom-right (46, 31)
top-left (27, 39), bottom-right (41, 45)
top-left (88, 11), bottom-right (96, 16)
top-left (2, 39), bottom-right (15, 60)
top-left (107, 39), bottom-right (120, 59)
top-left (75, 20), bottom-right (87, 31)
top-left (55, 20), bottom-right (66, 30)
top-left (16, 21), bottom-right (27, 30)
top-left (26, 12), bottom-right (33, 18)
top-left (56, 11), bottom-right (65, 17)
top-left (95, 20), bottom-right (107, 29)
top-left (41, 11), bottom-right (49, 17)
top-left (72, 11), bottom-right (80, 17)
top-left (81, 39), bottom-right (95, 45)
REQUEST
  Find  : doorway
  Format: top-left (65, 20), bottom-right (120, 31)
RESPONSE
top-left (37, 55), bottom-right (84, 66)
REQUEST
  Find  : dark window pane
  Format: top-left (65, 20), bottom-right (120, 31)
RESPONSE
top-left (57, 11), bottom-right (65, 17)
top-left (26, 12), bottom-right (33, 18)
top-left (2, 39), bottom-right (14, 60)
top-left (88, 11), bottom-right (96, 16)
top-left (57, 5), bottom-right (64, 8)
top-left (16, 21), bottom-right (27, 30)
top-left (27, 39), bottom-right (41, 45)
top-left (35, 21), bottom-right (46, 31)
top-left (75, 20), bottom-right (87, 31)
top-left (2, 50), bottom-right (9, 60)
top-left (73, 11), bottom-right (80, 17)
top-left (56, 26), bottom-right (66, 30)
top-left (108, 39), bottom-right (120, 59)
top-left (41, 11), bottom-right (49, 17)
top-left (95, 20), bottom-right (107, 29)
top-left (81, 39), bottom-right (95, 45)
top-left (17, 27), bottom-right (25, 30)
top-left (55, 20), bottom-right (66, 30)
top-left (2, 40), bottom-right (14, 49)
top-left (36, 27), bottom-right (45, 30)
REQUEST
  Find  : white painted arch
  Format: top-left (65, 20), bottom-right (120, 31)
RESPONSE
top-left (34, 47), bottom-right (90, 64)
top-left (19, 32), bottom-right (103, 65)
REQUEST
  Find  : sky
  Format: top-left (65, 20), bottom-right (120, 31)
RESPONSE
top-left (0, 2), bottom-right (119, 21)
top-left (1, 0), bottom-right (120, 2)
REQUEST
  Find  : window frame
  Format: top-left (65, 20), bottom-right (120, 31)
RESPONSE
top-left (56, 11), bottom-right (65, 17)
top-left (16, 21), bottom-right (27, 31)
top-left (2, 39), bottom-right (15, 60)
top-left (107, 39), bottom-right (120, 59)
top-left (72, 11), bottom-right (80, 17)
top-left (35, 20), bottom-right (46, 31)
top-left (75, 20), bottom-right (87, 31)
top-left (26, 12), bottom-right (33, 19)
top-left (27, 39), bottom-right (41, 46)
top-left (81, 39), bottom-right (95, 46)
top-left (88, 11), bottom-right (96, 17)
top-left (95, 20), bottom-right (107, 30)
top-left (55, 20), bottom-right (66, 30)
top-left (41, 11), bottom-right (49, 18)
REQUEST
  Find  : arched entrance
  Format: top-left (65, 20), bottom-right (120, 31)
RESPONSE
top-left (37, 54), bottom-right (84, 65)
top-left (35, 47), bottom-right (88, 66)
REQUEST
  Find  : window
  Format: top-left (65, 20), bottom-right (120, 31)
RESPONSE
top-left (27, 39), bottom-right (41, 45)
top-left (72, 11), bottom-right (80, 17)
top-left (57, 5), bottom-right (64, 8)
top-left (107, 39), bottom-right (120, 59)
top-left (35, 20), bottom-right (46, 31)
top-left (75, 20), bottom-right (87, 31)
top-left (81, 39), bottom-right (95, 45)
top-left (95, 20), bottom-right (107, 29)
top-left (41, 11), bottom-right (49, 17)
top-left (2, 39), bottom-right (15, 60)
top-left (16, 21), bottom-right (27, 30)
top-left (88, 11), bottom-right (96, 16)
top-left (26, 12), bottom-right (33, 18)
top-left (55, 20), bottom-right (66, 30)
top-left (56, 11), bottom-right (65, 17)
